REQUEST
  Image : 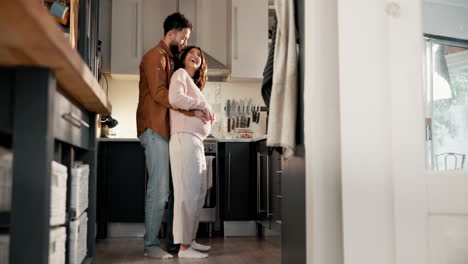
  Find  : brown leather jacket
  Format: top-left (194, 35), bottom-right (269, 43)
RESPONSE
top-left (136, 40), bottom-right (193, 140)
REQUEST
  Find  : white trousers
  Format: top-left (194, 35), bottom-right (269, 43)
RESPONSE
top-left (169, 133), bottom-right (207, 245)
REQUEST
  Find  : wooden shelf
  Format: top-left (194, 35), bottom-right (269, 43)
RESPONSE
top-left (42, 0), bottom-right (78, 49)
top-left (0, 0), bottom-right (112, 115)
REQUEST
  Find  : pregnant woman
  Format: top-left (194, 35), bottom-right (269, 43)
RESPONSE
top-left (168, 46), bottom-right (215, 259)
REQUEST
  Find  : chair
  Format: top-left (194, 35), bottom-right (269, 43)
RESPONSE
top-left (434, 152), bottom-right (466, 170)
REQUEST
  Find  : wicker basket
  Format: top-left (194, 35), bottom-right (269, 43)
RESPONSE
top-left (50, 161), bottom-right (68, 226)
top-left (70, 163), bottom-right (89, 219)
top-left (0, 147), bottom-right (12, 212)
top-left (68, 212), bottom-right (88, 264)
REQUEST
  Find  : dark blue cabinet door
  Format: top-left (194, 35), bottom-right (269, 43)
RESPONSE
top-left (222, 142), bottom-right (256, 221)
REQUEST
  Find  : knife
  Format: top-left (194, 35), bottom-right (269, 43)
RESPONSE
top-left (226, 100), bottom-right (231, 133)
top-left (256, 106), bottom-right (260, 124)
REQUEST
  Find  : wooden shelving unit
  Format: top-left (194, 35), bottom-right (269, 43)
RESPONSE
top-left (42, 0), bottom-right (79, 49)
top-left (0, 0), bottom-right (110, 115)
top-left (0, 0), bottom-right (110, 263)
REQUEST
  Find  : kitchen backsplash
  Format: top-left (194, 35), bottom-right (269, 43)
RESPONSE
top-left (104, 75), bottom-right (267, 139)
top-left (203, 81), bottom-right (268, 139)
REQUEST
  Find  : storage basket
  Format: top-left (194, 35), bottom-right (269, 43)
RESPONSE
top-left (0, 234), bottom-right (9, 264)
top-left (0, 147), bottom-right (12, 212)
top-left (49, 227), bottom-right (66, 264)
top-left (0, 225), bottom-right (67, 263)
top-left (68, 212), bottom-right (88, 264)
top-left (70, 163), bottom-right (89, 218)
top-left (50, 161), bottom-right (68, 226)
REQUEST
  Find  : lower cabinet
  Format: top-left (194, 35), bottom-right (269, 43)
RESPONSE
top-left (97, 140), bottom-right (146, 238)
top-left (256, 140), bottom-right (282, 233)
top-left (219, 142), bottom-right (256, 221)
top-left (270, 148), bottom-right (282, 233)
top-left (219, 140), bottom-right (282, 234)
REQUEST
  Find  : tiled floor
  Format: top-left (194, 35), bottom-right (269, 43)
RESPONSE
top-left (94, 236), bottom-right (281, 264)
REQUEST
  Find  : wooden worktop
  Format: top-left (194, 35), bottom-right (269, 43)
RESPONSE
top-left (0, 0), bottom-right (112, 115)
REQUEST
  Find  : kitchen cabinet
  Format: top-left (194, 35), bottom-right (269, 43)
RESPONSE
top-left (269, 148), bottom-right (282, 233)
top-left (111, 0), bottom-right (143, 74)
top-left (190, 0), bottom-right (228, 65)
top-left (97, 140), bottom-right (146, 238)
top-left (109, 0), bottom-right (179, 74)
top-left (142, 0), bottom-right (177, 54)
top-left (256, 140), bottom-right (282, 233)
top-left (98, 0), bottom-right (112, 73)
top-left (219, 142), bottom-right (256, 221)
top-left (105, 0), bottom-right (267, 77)
top-left (193, 0), bottom-right (268, 78)
top-left (102, 0), bottom-right (176, 74)
top-left (229, 0), bottom-right (268, 78)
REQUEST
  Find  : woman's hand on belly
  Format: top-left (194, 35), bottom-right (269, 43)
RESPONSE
top-left (194, 109), bottom-right (210, 124)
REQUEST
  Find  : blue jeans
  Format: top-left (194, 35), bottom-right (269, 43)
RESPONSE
top-left (139, 128), bottom-right (174, 252)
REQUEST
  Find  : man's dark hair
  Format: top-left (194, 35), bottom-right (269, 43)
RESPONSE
top-left (163, 12), bottom-right (192, 36)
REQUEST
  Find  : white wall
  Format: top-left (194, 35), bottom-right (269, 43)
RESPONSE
top-left (338, 0), bottom-right (395, 263)
top-left (105, 75), bottom-right (265, 138)
top-left (304, 0), bottom-right (344, 264)
top-left (105, 75), bottom-right (140, 138)
top-left (423, 0), bottom-right (468, 40)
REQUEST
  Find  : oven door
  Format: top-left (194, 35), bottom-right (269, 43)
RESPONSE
top-left (204, 153), bottom-right (217, 208)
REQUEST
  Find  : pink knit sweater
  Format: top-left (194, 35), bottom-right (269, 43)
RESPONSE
top-left (169, 69), bottom-right (212, 140)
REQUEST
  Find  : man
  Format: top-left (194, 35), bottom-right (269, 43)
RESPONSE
top-left (136, 12), bottom-right (211, 259)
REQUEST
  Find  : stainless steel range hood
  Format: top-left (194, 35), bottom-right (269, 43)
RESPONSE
top-left (178, 0), bottom-right (230, 81)
top-left (205, 53), bottom-right (230, 81)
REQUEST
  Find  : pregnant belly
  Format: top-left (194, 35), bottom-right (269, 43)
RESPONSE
top-left (191, 118), bottom-right (212, 139)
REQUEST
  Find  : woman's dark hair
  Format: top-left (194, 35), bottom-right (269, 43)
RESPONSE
top-left (178, 46), bottom-right (208, 90)
top-left (163, 12), bottom-right (192, 35)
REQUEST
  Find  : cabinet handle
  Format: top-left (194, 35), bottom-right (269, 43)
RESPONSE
top-left (62, 113), bottom-right (89, 128)
top-left (256, 152), bottom-right (260, 214)
top-left (228, 152), bottom-right (231, 214)
top-left (233, 6), bottom-right (239, 60)
top-left (266, 154), bottom-right (271, 217)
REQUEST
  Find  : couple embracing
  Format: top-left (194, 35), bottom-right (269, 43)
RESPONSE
top-left (136, 12), bottom-right (215, 259)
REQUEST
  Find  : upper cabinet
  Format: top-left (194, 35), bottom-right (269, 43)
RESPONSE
top-left (105, 0), bottom-right (268, 78)
top-left (193, 0), bottom-right (268, 79)
top-left (111, 0), bottom-right (143, 75)
top-left (142, 0), bottom-right (177, 54)
top-left (229, 0), bottom-right (268, 78)
top-left (191, 0), bottom-right (229, 65)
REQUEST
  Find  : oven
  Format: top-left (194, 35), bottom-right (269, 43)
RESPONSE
top-left (198, 138), bottom-right (219, 235)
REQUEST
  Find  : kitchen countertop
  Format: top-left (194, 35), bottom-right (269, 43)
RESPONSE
top-left (98, 138), bottom-right (140, 142)
top-left (214, 136), bottom-right (267, 143)
top-left (98, 136), bottom-right (268, 143)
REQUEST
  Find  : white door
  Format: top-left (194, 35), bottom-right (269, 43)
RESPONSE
top-left (390, 1), bottom-right (468, 264)
top-left (338, 1), bottom-right (468, 263)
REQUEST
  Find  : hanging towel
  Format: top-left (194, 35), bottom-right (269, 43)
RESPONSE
top-left (205, 156), bottom-right (214, 189)
top-left (261, 19), bottom-right (278, 108)
top-left (267, 0), bottom-right (298, 159)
